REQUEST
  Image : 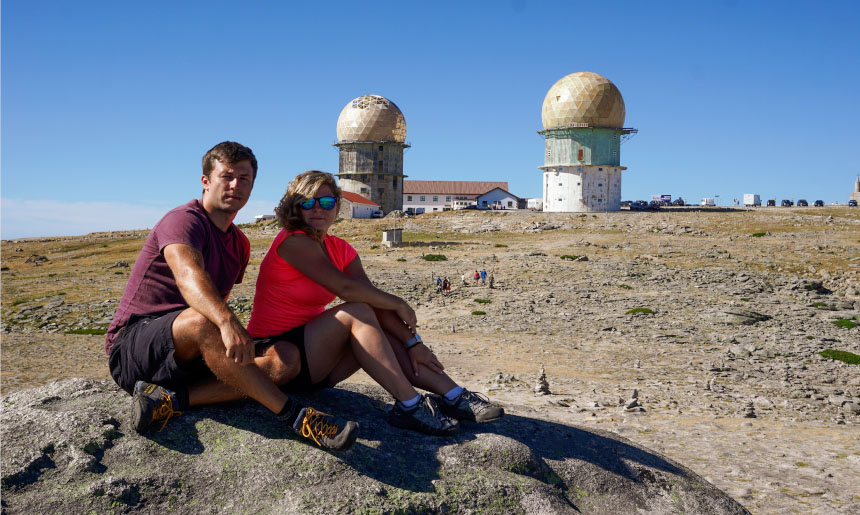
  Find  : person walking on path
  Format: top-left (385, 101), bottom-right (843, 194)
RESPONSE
top-left (247, 171), bottom-right (504, 436)
top-left (480, 269), bottom-right (487, 286)
top-left (474, 270), bottom-right (480, 285)
top-left (105, 142), bottom-right (357, 451)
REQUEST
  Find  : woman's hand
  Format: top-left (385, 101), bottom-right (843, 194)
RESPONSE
top-left (407, 343), bottom-right (444, 377)
top-left (394, 299), bottom-right (417, 333)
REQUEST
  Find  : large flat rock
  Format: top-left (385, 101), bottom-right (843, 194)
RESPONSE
top-left (1, 378), bottom-right (748, 514)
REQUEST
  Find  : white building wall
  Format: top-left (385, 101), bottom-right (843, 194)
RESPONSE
top-left (477, 190), bottom-right (519, 210)
top-left (351, 203), bottom-right (377, 218)
top-left (402, 193), bottom-right (454, 213)
top-left (543, 166), bottom-right (623, 212)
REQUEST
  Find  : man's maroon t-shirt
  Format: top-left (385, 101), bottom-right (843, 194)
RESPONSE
top-left (104, 199), bottom-right (250, 355)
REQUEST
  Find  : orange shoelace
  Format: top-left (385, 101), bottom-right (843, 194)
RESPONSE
top-left (298, 407), bottom-right (338, 447)
top-left (153, 391), bottom-right (182, 432)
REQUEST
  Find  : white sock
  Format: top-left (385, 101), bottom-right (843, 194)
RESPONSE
top-left (444, 386), bottom-right (463, 402)
top-left (399, 393), bottom-right (421, 409)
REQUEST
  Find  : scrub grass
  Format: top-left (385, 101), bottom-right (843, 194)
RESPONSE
top-left (819, 349), bottom-right (860, 365)
top-left (422, 254), bottom-right (447, 261)
top-left (626, 307), bottom-right (654, 315)
top-left (560, 255), bottom-right (579, 261)
top-left (474, 299), bottom-right (491, 304)
top-left (832, 319), bottom-right (858, 329)
top-left (471, 310), bottom-right (486, 316)
top-left (64, 328), bottom-right (107, 336)
top-left (751, 232), bottom-right (767, 237)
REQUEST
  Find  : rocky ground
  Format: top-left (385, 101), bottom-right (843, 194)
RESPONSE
top-left (2, 206), bottom-right (860, 513)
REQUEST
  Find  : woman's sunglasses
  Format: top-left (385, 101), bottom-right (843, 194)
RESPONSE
top-left (299, 196), bottom-right (337, 210)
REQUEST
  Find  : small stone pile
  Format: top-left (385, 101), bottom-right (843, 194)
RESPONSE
top-left (534, 365), bottom-right (550, 395)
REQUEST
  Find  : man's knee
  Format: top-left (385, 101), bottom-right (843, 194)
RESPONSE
top-left (172, 309), bottom-right (220, 358)
top-left (261, 342), bottom-right (301, 385)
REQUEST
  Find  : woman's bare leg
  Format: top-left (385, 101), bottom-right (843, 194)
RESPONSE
top-left (385, 330), bottom-right (458, 395)
top-left (303, 303), bottom-right (418, 402)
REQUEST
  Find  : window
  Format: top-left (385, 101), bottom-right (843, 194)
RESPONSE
top-left (361, 187), bottom-right (368, 194)
top-left (546, 149), bottom-right (551, 158)
top-left (598, 183), bottom-right (603, 187)
top-left (379, 145), bottom-right (384, 151)
top-left (378, 174), bottom-right (384, 179)
top-left (482, 201), bottom-right (488, 206)
top-left (598, 168), bottom-right (603, 171)
top-left (433, 195), bottom-right (438, 202)
top-left (558, 183), bottom-right (562, 186)
top-left (407, 195), bottom-right (412, 201)
top-left (446, 196), bottom-right (451, 202)
top-left (507, 201), bottom-right (513, 207)
top-left (611, 150), bottom-right (617, 157)
top-left (361, 174), bottom-right (367, 180)
top-left (377, 162), bottom-right (383, 170)
top-left (578, 149), bottom-right (584, 161)
top-left (577, 182), bottom-right (581, 186)
top-left (378, 188), bottom-right (384, 195)
top-left (420, 195), bottom-right (425, 202)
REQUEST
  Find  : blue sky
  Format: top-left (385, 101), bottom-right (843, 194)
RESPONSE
top-left (3, 1), bottom-right (859, 238)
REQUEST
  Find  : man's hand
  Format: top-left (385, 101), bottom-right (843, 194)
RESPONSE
top-left (408, 343), bottom-right (444, 377)
top-left (220, 315), bottom-right (255, 365)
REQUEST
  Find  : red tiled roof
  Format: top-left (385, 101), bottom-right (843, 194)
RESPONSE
top-left (403, 180), bottom-right (509, 195)
top-left (341, 191), bottom-right (379, 206)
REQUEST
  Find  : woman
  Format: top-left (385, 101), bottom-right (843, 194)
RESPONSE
top-left (248, 171), bottom-right (502, 436)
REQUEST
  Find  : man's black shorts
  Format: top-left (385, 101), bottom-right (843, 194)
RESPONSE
top-left (109, 310), bottom-right (211, 394)
top-left (109, 312), bottom-right (327, 394)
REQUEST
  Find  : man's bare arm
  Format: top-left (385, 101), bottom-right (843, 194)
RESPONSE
top-left (163, 243), bottom-right (254, 365)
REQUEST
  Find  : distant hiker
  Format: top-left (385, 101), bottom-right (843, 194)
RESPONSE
top-left (436, 277), bottom-right (443, 293)
top-left (474, 270), bottom-right (480, 285)
top-left (104, 142), bottom-right (357, 451)
top-left (480, 269), bottom-right (487, 285)
top-left (461, 273), bottom-right (466, 286)
top-left (443, 277), bottom-right (451, 292)
top-left (247, 170), bottom-right (504, 436)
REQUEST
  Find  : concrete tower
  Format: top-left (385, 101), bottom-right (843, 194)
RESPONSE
top-left (539, 72), bottom-right (637, 212)
top-left (334, 95), bottom-right (409, 214)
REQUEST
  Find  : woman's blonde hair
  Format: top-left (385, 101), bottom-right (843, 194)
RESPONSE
top-left (275, 170), bottom-right (342, 238)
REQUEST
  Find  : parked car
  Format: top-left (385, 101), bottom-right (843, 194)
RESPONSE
top-left (766, 199), bottom-right (776, 207)
top-left (781, 199), bottom-right (793, 207)
top-left (797, 199), bottom-right (808, 207)
top-left (673, 198), bottom-right (686, 206)
top-left (629, 200), bottom-right (648, 211)
top-left (647, 201), bottom-right (661, 210)
top-left (370, 210), bottom-right (384, 218)
top-left (814, 200), bottom-right (824, 207)
top-left (850, 200), bottom-right (858, 207)
top-left (464, 205), bottom-right (478, 210)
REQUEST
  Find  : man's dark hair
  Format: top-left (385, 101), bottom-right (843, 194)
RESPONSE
top-left (202, 141), bottom-right (258, 178)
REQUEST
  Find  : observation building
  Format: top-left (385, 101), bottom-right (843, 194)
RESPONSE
top-left (539, 72), bottom-right (637, 212)
top-left (334, 95), bottom-right (409, 214)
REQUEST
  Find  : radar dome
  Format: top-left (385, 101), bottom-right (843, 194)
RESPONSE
top-left (336, 95), bottom-right (407, 143)
top-left (541, 72), bottom-right (625, 130)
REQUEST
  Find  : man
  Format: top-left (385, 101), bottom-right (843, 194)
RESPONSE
top-left (105, 141), bottom-right (357, 451)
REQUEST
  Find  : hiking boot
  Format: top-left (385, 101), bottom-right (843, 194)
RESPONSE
top-left (131, 381), bottom-right (183, 433)
top-left (292, 406), bottom-right (359, 451)
top-left (388, 395), bottom-right (459, 436)
top-left (431, 389), bottom-right (504, 423)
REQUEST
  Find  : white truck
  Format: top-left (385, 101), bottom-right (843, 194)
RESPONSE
top-left (701, 197), bottom-right (715, 207)
top-left (743, 194), bottom-right (761, 207)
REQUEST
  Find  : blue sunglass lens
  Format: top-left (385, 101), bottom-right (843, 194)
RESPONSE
top-left (299, 196), bottom-right (337, 210)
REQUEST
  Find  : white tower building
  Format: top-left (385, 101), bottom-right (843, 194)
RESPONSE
top-left (539, 72), bottom-right (636, 212)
